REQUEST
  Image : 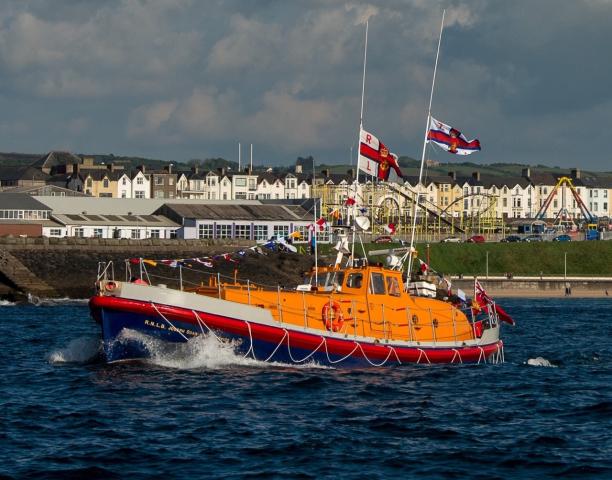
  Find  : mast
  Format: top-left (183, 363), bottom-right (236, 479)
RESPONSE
top-left (356, 20), bottom-right (368, 186)
top-left (312, 156), bottom-right (318, 284)
top-left (238, 142), bottom-right (241, 171)
top-left (407, 10), bottom-right (445, 278)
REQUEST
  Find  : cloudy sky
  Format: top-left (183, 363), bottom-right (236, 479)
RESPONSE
top-left (0, 0), bottom-right (611, 170)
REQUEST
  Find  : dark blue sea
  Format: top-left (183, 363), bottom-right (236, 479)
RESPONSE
top-left (1, 298), bottom-right (611, 480)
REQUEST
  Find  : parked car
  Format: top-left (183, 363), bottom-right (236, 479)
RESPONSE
top-left (441, 236), bottom-right (462, 243)
top-left (466, 235), bottom-right (485, 243)
top-left (373, 235), bottom-right (393, 244)
top-left (500, 235), bottom-right (521, 243)
top-left (523, 234), bottom-right (543, 242)
top-left (552, 234), bottom-right (571, 242)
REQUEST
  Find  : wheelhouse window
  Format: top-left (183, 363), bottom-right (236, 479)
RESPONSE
top-left (369, 273), bottom-right (386, 295)
top-left (386, 276), bottom-right (401, 297)
top-left (346, 273), bottom-right (363, 289)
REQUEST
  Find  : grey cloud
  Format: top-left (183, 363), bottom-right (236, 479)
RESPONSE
top-left (0, 0), bottom-right (610, 170)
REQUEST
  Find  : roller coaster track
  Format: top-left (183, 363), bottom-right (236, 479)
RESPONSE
top-left (386, 184), bottom-right (466, 233)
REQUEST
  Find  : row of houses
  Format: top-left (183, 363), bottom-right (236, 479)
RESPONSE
top-left (1, 151), bottom-right (612, 221)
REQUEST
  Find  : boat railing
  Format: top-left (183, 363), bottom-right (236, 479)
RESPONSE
top-left (96, 261), bottom-right (114, 284)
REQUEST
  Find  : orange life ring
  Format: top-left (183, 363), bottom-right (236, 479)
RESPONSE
top-left (322, 301), bottom-right (344, 332)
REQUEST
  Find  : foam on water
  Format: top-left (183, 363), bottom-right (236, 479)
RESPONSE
top-left (48, 336), bottom-right (102, 364)
top-left (526, 356), bottom-right (557, 367)
top-left (28, 295), bottom-right (89, 307)
top-left (0, 299), bottom-right (16, 306)
top-left (114, 328), bottom-right (325, 370)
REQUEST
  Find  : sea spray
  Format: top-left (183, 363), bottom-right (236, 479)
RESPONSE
top-left (48, 336), bottom-right (102, 363)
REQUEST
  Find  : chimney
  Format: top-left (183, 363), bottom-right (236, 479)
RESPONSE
top-left (472, 171), bottom-right (480, 181)
top-left (137, 164), bottom-right (145, 173)
top-left (295, 164), bottom-right (303, 174)
top-left (347, 168), bottom-right (355, 179)
top-left (521, 167), bottom-right (531, 178)
top-left (164, 164), bottom-right (173, 174)
top-left (571, 168), bottom-right (581, 179)
top-left (321, 169), bottom-right (330, 177)
top-left (448, 171), bottom-right (457, 181)
top-left (72, 163), bottom-right (80, 175)
top-left (217, 167), bottom-right (226, 177)
top-left (191, 165), bottom-right (199, 175)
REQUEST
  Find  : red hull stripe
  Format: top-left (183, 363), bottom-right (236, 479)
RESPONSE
top-left (90, 296), bottom-right (502, 363)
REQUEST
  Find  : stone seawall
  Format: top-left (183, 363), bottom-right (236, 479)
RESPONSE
top-left (0, 237), bottom-right (314, 300)
top-left (1, 238), bottom-right (611, 300)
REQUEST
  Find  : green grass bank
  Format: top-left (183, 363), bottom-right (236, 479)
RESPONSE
top-left (363, 241), bottom-right (612, 277)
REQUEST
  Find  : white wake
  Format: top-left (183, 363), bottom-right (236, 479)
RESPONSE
top-left (526, 356), bottom-right (557, 368)
top-left (48, 336), bottom-right (102, 363)
top-left (114, 329), bottom-right (324, 370)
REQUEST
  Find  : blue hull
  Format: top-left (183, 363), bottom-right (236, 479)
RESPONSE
top-left (98, 308), bottom-right (395, 367)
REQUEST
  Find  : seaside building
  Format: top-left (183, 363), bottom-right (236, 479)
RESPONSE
top-left (155, 200), bottom-right (315, 242)
top-left (0, 193), bottom-right (59, 237)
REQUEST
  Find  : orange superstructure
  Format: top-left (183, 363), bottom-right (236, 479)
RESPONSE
top-left (187, 264), bottom-right (476, 344)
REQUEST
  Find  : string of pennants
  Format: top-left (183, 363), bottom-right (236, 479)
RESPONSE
top-left (127, 229), bottom-right (309, 269)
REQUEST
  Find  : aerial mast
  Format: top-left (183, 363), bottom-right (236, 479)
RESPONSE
top-left (407, 10), bottom-right (445, 279)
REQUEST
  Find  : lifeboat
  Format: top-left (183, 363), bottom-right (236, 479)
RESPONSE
top-left (90, 254), bottom-right (507, 366)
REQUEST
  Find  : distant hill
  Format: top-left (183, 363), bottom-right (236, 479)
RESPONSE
top-left (0, 151), bottom-right (610, 179)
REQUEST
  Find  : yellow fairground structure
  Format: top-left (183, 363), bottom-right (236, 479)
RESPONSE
top-left (313, 181), bottom-right (505, 240)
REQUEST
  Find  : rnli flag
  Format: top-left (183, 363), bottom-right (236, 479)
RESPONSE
top-left (427, 117), bottom-right (481, 155)
top-left (358, 128), bottom-right (402, 180)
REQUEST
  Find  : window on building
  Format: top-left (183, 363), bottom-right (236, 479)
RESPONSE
top-left (168, 177), bottom-right (174, 186)
top-left (154, 191), bottom-right (164, 198)
top-left (235, 178), bottom-right (246, 187)
top-left (198, 224), bottom-right (214, 239)
top-left (86, 178), bottom-right (92, 187)
top-left (170, 229), bottom-right (178, 239)
top-left (49, 229), bottom-right (62, 237)
top-left (137, 177), bottom-right (144, 185)
top-left (248, 178), bottom-right (256, 190)
top-left (223, 193), bottom-right (228, 200)
top-left (155, 176), bottom-right (163, 185)
top-left (122, 178), bottom-right (127, 185)
top-left (74, 228), bottom-right (84, 238)
top-left (135, 191), bottom-right (145, 199)
top-left (215, 224), bottom-right (232, 238)
top-left (150, 229), bottom-right (160, 239)
top-left (131, 229), bottom-right (140, 239)
top-left (235, 192), bottom-right (247, 200)
top-left (93, 228), bottom-right (103, 238)
top-left (273, 225), bottom-right (289, 239)
top-left (121, 192), bottom-right (127, 198)
top-left (103, 178), bottom-right (109, 188)
top-left (235, 224), bottom-right (251, 239)
top-left (254, 225), bottom-right (268, 241)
